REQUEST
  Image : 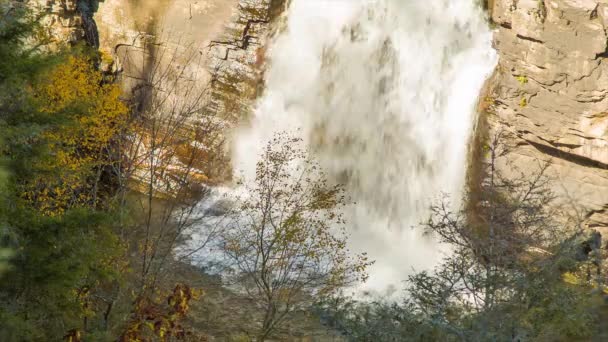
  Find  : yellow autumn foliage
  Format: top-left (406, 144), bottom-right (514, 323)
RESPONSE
top-left (23, 55), bottom-right (128, 215)
top-left (38, 55), bottom-right (128, 149)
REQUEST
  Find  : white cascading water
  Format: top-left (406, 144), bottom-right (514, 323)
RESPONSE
top-left (233, 0), bottom-right (497, 292)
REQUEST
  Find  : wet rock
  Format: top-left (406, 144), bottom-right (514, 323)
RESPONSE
top-left (203, 199), bottom-right (234, 217)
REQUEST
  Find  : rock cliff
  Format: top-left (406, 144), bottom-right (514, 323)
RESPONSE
top-left (20, 0), bottom-right (281, 194)
top-left (28, 0), bottom-right (280, 121)
top-left (206, 0), bottom-right (286, 122)
top-left (27, 0), bottom-right (100, 46)
top-left (29, 0), bottom-right (608, 236)
top-left (484, 0), bottom-right (608, 236)
top-left (90, 0), bottom-right (283, 123)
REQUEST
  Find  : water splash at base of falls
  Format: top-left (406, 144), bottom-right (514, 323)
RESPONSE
top-left (233, 0), bottom-right (497, 293)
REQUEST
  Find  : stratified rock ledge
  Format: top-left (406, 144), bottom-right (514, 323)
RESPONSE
top-left (484, 0), bottom-right (608, 236)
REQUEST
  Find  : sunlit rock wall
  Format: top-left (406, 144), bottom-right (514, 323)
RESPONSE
top-left (205, 0), bottom-right (286, 122)
top-left (484, 0), bottom-right (608, 236)
top-left (27, 0), bottom-right (94, 45)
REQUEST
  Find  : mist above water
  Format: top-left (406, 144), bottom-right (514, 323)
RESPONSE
top-left (233, 0), bottom-right (497, 293)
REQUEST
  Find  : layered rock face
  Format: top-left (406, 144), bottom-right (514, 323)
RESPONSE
top-left (91, 0), bottom-right (281, 189)
top-left (91, 0), bottom-right (283, 123)
top-left (29, 0), bottom-right (100, 46)
top-left (486, 0), bottom-right (608, 234)
top-left (206, 0), bottom-right (285, 122)
top-left (21, 0), bottom-right (279, 193)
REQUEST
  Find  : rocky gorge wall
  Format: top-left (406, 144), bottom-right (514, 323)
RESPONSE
top-left (91, 0), bottom-right (284, 123)
top-left (31, 0), bottom-right (608, 237)
top-left (26, 0), bottom-right (100, 46)
top-left (25, 0), bottom-right (283, 191)
top-left (27, 0), bottom-right (280, 121)
top-left (484, 0), bottom-right (608, 238)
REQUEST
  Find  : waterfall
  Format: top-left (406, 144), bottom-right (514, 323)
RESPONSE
top-left (232, 0), bottom-right (497, 292)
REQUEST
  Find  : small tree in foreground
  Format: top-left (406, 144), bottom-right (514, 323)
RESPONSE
top-left (316, 130), bottom-right (603, 341)
top-left (406, 130), bottom-right (600, 339)
top-left (221, 133), bottom-right (372, 341)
